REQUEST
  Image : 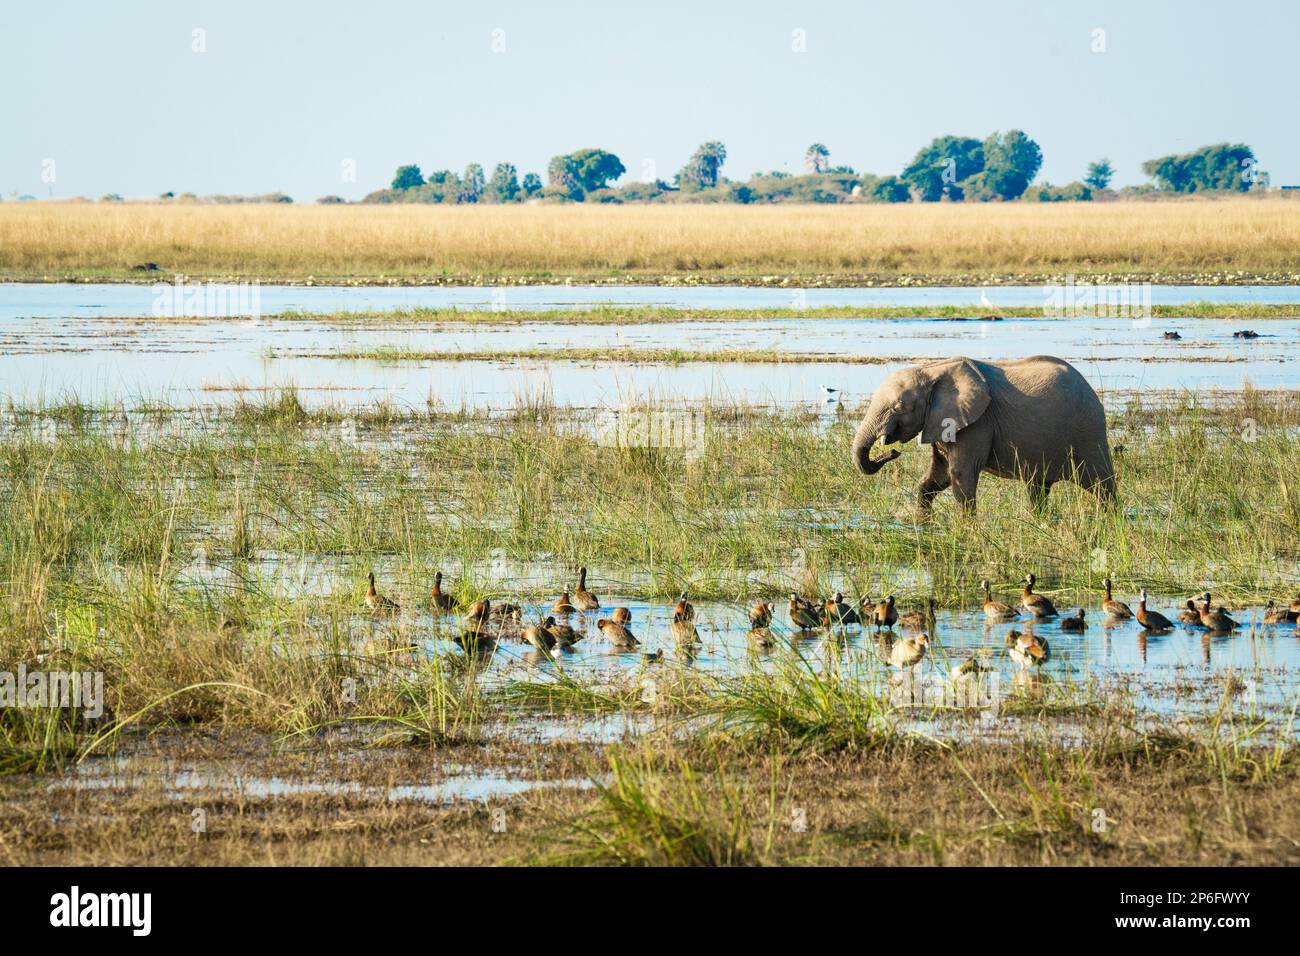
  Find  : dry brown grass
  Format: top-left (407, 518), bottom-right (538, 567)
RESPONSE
top-left (4, 199), bottom-right (1300, 282)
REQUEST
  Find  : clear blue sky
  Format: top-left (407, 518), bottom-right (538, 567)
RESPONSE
top-left (3, 0), bottom-right (1296, 200)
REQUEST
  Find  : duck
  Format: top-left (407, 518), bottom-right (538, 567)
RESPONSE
top-left (550, 588), bottom-right (576, 615)
top-left (873, 595), bottom-right (899, 630)
top-left (543, 616), bottom-right (580, 647)
top-left (1059, 608), bottom-right (1087, 632)
top-left (611, 607), bottom-right (632, 625)
top-left (749, 601), bottom-right (774, 628)
top-left (673, 590), bottom-right (695, 622)
top-left (1289, 593), bottom-right (1300, 614)
top-left (1136, 589), bottom-right (1175, 631)
top-left (824, 591), bottom-right (859, 626)
top-left (430, 571), bottom-right (459, 611)
top-left (898, 597), bottom-right (936, 631)
top-left (1005, 629), bottom-right (1050, 670)
top-left (365, 571), bottom-right (400, 614)
top-left (747, 627), bottom-right (775, 650)
top-left (1263, 600), bottom-right (1298, 625)
top-left (1198, 592), bottom-right (1237, 631)
top-left (1020, 574), bottom-right (1058, 618)
top-left (596, 618), bottom-right (639, 649)
top-left (670, 611), bottom-right (700, 644)
top-left (573, 567), bottom-right (600, 611)
top-left (950, 655), bottom-right (991, 680)
top-left (1177, 599), bottom-right (1201, 625)
top-left (1101, 577), bottom-right (1133, 619)
top-left (489, 602), bottom-right (522, 624)
top-left (980, 580), bottom-right (1019, 621)
top-left (789, 592), bottom-right (824, 630)
top-left (462, 598), bottom-right (491, 635)
top-left (521, 623), bottom-right (556, 652)
top-left (888, 632), bottom-right (929, 668)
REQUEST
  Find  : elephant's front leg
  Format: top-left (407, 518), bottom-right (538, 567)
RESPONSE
top-left (916, 444), bottom-right (951, 511)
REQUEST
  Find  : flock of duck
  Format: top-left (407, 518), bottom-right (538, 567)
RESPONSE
top-left (363, 569), bottom-right (1300, 674)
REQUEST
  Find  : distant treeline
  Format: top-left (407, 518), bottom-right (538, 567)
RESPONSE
top-left (365, 137), bottom-right (1267, 205)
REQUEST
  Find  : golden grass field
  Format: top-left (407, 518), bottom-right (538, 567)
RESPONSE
top-left (3, 197), bottom-right (1300, 283)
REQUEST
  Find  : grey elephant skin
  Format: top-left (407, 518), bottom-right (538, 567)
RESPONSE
top-left (850, 355), bottom-right (1116, 512)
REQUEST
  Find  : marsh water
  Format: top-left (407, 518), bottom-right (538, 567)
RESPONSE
top-left (5, 282), bottom-right (1299, 741)
top-left (2, 283), bottom-right (1298, 410)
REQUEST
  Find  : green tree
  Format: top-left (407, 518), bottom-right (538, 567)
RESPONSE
top-left (1084, 158), bottom-right (1113, 191)
top-left (1142, 143), bottom-right (1258, 192)
top-left (547, 154), bottom-right (583, 199)
top-left (805, 143), bottom-right (830, 173)
top-left (546, 149), bottom-right (625, 200)
top-left (568, 149), bottom-right (625, 193)
top-left (678, 141), bottom-right (728, 191)
top-left (459, 163), bottom-right (485, 203)
top-left (971, 130), bottom-right (1042, 200)
top-left (900, 136), bottom-right (983, 201)
top-left (869, 175), bottom-right (910, 203)
top-left (487, 162), bottom-right (520, 202)
top-left (391, 164), bottom-right (424, 190)
top-left (521, 172), bottom-right (543, 197)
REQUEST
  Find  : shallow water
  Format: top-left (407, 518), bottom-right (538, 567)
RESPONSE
top-left (335, 585), bottom-right (1300, 726)
top-left (2, 290), bottom-right (1296, 410)
top-left (8, 281), bottom-right (1300, 320)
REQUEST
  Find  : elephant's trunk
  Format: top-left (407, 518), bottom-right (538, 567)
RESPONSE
top-left (851, 416), bottom-right (901, 475)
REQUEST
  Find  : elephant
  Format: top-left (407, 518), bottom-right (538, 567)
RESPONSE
top-left (850, 355), bottom-right (1116, 513)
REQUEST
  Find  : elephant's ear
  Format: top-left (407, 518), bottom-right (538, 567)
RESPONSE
top-left (921, 359), bottom-right (992, 444)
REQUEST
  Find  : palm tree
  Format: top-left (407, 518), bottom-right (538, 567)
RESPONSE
top-left (805, 143), bottom-right (830, 174)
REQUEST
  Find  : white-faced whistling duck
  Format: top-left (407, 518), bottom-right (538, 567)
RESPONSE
top-left (888, 632), bottom-right (929, 668)
top-left (1289, 593), bottom-right (1300, 614)
top-left (544, 616), bottom-right (580, 647)
top-left (431, 571), bottom-right (459, 612)
top-left (749, 601), bottom-right (774, 628)
top-left (1178, 600), bottom-right (1201, 625)
top-left (898, 597), bottom-right (936, 631)
top-left (670, 610), bottom-right (700, 644)
top-left (611, 607), bottom-right (632, 625)
top-left (981, 580), bottom-right (1018, 621)
top-left (1102, 577), bottom-right (1133, 619)
top-left (673, 590), bottom-right (694, 621)
top-left (1059, 608), bottom-right (1086, 631)
top-left (463, 598), bottom-right (491, 635)
top-left (550, 588), bottom-right (576, 615)
top-left (825, 591), bottom-right (859, 626)
top-left (873, 595), bottom-right (898, 630)
top-left (596, 617), bottom-right (638, 648)
top-left (1263, 600), bottom-right (1299, 625)
top-left (365, 571), bottom-right (399, 613)
top-left (1020, 574), bottom-right (1058, 618)
top-left (1136, 589), bottom-right (1175, 631)
top-left (1198, 592), bottom-right (1237, 631)
top-left (1005, 629), bottom-right (1049, 669)
top-left (521, 623), bottom-right (556, 652)
top-left (573, 567), bottom-right (600, 611)
top-left (789, 592), bottom-right (824, 630)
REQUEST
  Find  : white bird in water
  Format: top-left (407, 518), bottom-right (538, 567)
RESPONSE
top-left (980, 290), bottom-right (995, 309)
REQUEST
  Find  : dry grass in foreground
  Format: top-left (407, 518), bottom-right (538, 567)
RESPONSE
top-left (3, 731), bottom-right (1296, 866)
top-left (4, 199), bottom-right (1300, 283)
